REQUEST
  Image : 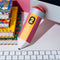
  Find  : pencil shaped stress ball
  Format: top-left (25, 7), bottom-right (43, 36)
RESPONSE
top-left (18, 6), bottom-right (46, 49)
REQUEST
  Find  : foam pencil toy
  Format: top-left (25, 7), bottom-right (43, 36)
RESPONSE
top-left (18, 6), bottom-right (46, 49)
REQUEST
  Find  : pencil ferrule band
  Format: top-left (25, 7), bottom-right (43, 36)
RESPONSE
top-left (30, 8), bottom-right (45, 18)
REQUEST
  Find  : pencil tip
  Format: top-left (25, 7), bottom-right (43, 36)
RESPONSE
top-left (18, 39), bottom-right (29, 50)
top-left (18, 48), bottom-right (21, 50)
top-left (18, 38), bottom-right (29, 49)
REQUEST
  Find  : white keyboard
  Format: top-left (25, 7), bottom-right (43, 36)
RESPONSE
top-left (0, 50), bottom-right (60, 60)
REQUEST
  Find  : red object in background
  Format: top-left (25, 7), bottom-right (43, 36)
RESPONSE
top-left (13, 0), bottom-right (30, 12)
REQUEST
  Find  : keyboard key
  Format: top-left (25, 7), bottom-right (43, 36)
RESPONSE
top-left (12, 56), bottom-right (18, 60)
top-left (28, 51), bottom-right (33, 55)
top-left (19, 55), bottom-right (24, 60)
top-left (31, 55), bottom-right (36, 60)
top-left (58, 51), bottom-right (60, 55)
top-left (22, 51), bottom-right (27, 55)
top-left (43, 55), bottom-right (48, 59)
top-left (16, 51), bottom-right (21, 55)
top-left (0, 52), bottom-right (3, 55)
top-left (40, 51), bottom-right (45, 55)
top-left (49, 55), bottom-right (55, 59)
top-left (6, 59), bottom-right (12, 60)
top-left (37, 55), bottom-right (42, 60)
top-left (25, 55), bottom-right (30, 60)
top-left (46, 51), bottom-right (51, 55)
top-left (34, 51), bottom-right (39, 55)
top-left (10, 51), bottom-right (15, 55)
top-left (6, 56), bottom-right (11, 60)
top-left (56, 55), bottom-right (60, 59)
top-left (0, 56), bottom-right (5, 60)
top-left (0, 50), bottom-right (60, 60)
top-left (52, 51), bottom-right (57, 55)
top-left (4, 51), bottom-right (9, 55)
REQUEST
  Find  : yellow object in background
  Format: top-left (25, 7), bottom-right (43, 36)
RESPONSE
top-left (0, 0), bottom-right (2, 2)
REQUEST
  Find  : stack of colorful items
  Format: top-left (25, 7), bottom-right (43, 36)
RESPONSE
top-left (0, 0), bottom-right (12, 27)
top-left (0, 0), bottom-right (19, 38)
top-left (0, 7), bottom-right (18, 38)
top-left (0, 11), bottom-right (21, 45)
